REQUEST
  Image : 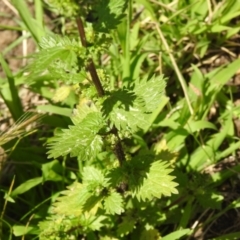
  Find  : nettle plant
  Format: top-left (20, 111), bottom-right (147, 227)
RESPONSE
top-left (29, 0), bottom-right (178, 239)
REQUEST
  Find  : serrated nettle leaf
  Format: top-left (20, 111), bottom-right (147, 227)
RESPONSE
top-left (102, 89), bottom-right (136, 115)
top-left (53, 182), bottom-right (91, 216)
top-left (110, 107), bottom-right (150, 132)
top-left (72, 104), bottom-right (99, 125)
top-left (104, 192), bottom-right (124, 215)
top-left (47, 112), bottom-right (105, 160)
top-left (80, 215), bottom-right (107, 231)
top-left (134, 161), bottom-right (178, 201)
top-left (107, 167), bottom-right (126, 187)
top-left (127, 153), bottom-right (154, 189)
top-left (28, 35), bottom-right (87, 84)
top-left (40, 35), bottom-right (81, 49)
top-left (133, 75), bottom-right (166, 112)
top-left (102, 76), bottom-right (166, 132)
top-left (82, 166), bottom-right (107, 186)
top-left (92, 0), bottom-right (128, 32)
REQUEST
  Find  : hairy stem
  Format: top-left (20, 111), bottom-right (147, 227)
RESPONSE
top-left (76, 17), bottom-right (126, 167)
top-left (76, 17), bottom-right (104, 97)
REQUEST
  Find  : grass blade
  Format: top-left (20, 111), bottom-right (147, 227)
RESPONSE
top-left (0, 53), bottom-right (23, 120)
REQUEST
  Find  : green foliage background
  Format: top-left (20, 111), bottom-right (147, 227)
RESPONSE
top-left (1, 0), bottom-right (240, 239)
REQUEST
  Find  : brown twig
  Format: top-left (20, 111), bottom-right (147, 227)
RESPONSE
top-left (76, 17), bottom-right (104, 97)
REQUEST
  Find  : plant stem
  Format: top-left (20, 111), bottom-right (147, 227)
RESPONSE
top-left (155, 23), bottom-right (194, 115)
top-left (76, 17), bottom-right (126, 167)
top-left (76, 17), bottom-right (104, 97)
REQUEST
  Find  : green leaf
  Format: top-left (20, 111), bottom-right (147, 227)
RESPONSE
top-left (82, 166), bottom-right (109, 190)
top-left (36, 105), bottom-right (72, 117)
top-left (127, 154), bottom-right (154, 192)
top-left (196, 190), bottom-right (224, 209)
top-left (81, 215), bottom-right (107, 231)
top-left (161, 229), bottom-right (192, 240)
top-left (140, 229), bottom-right (161, 240)
top-left (53, 182), bottom-right (91, 216)
top-left (41, 160), bottom-right (65, 182)
top-left (212, 232), bottom-right (240, 240)
top-left (93, 0), bottom-right (128, 32)
top-left (28, 35), bottom-right (87, 85)
top-left (136, 161), bottom-right (178, 201)
top-left (12, 0), bottom-right (45, 43)
top-left (110, 107), bottom-right (149, 131)
top-left (102, 88), bottom-right (148, 131)
top-left (72, 104), bottom-right (99, 125)
top-left (102, 89), bottom-right (136, 116)
top-left (39, 215), bottom-right (80, 240)
top-left (133, 75), bottom-right (166, 112)
top-left (0, 54), bottom-right (23, 120)
top-left (104, 192), bottom-right (124, 215)
top-left (47, 112), bottom-right (105, 160)
top-left (102, 75), bottom-right (166, 132)
top-left (82, 166), bottom-right (105, 183)
top-left (52, 85), bottom-right (71, 103)
top-left (13, 225), bottom-right (39, 237)
top-left (10, 177), bottom-right (43, 197)
top-left (117, 215), bottom-right (136, 236)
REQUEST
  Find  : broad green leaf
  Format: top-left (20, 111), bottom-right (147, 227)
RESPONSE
top-left (11, 177), bottom-right (43, 197)
top-left (102, 88), bottom-right (150, 131)
top-left (216, 140), bottom-right (240, 161)
top-left (136, 161), bottom-right (178, 201)
top-left (41, 160), bottom-right (65, 182)
top-left (135, 0), bottom-right (155, 19)
top-left (13, 225), bottom-right (39, 236)
top-left (104, 192), bottom-right (124, 215)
